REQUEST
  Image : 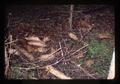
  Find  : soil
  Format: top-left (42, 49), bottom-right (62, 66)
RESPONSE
top-left (5, 5), bottom-right (114, 79)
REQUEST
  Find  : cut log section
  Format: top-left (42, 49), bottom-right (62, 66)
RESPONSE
top-left (45, 65), bottom-right (72, 79)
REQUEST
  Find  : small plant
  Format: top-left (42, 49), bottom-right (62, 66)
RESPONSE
top-left (87, 38), bottom-right (113, 78)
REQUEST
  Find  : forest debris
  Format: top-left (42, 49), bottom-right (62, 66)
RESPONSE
top-left (45, 65), bottom-right (72, 79)
top-left (37, 48), bottom-right (61, 61)
top-left (68, 32), bottom-right (78, 41)
top-left (71, 44), bottom-right (88, 56)
top-left (69, 5), bottom-right (74, 30)
top-left (27, 41), bottom-right (46, 47)
top-left (98, 33), bottom-right (111, 39)
top-left (13, 44), bottom-right (34, 61)
top-left (71, 61), bottom-right (96, 79)
top-left (107, 49), bottom-right (115, 79)
top-left (5, 39), bottom-right (18, 45)
top-left (76, 51), bottom-right (84, 59)
top-left (43, 36), bottom-right (50, 42)
top-left (79, 19), bottom-right (92, 28)
top-left (85, 59), bottom-right (94, 67)
top-left (8, 48), bottom-right (20, 55)
top-left (25, 36), bottom-right (46, 47)
top-left (5, 47), bottom-right (9, 76)
top-left (25, 44), bottom-right (47, 53)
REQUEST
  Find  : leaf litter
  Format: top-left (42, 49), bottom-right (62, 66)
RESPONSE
top-left (5, 5), bottom-right (114, 79)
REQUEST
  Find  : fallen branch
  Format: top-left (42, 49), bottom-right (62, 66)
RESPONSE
top-left (12, 44), bottom-right (34, 61)
top-left (45, 65), bottom-right (72, 79)
top-left (5, 39), bottom-right (18, 45)
top-left (5, 47), bottom-right (9, 76)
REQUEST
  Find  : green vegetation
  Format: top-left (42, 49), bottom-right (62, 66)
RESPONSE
top-left (87, 38), bottom-right (113, 78)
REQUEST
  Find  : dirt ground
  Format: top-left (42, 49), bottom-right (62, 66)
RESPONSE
top-left (5, 5), bottom-right (114, 79)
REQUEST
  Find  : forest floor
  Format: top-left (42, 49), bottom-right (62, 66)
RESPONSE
top-left (5, 5), bottom-right (114, 79)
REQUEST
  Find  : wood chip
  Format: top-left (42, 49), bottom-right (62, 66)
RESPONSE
top-left (25, 36), bottom-right (41, 41)
top-left (68, 32), bottom-right (78, 41)
top-left (45, 65), bottom-right (72, 79)
top-left (25, 36), bottom-right (46, 47)
top-left (27, 41), bottom-right (46, 47)
top-left (98, 33), bottom-right (111, 39)
top-left (37, 48), bottom-right (61, 61)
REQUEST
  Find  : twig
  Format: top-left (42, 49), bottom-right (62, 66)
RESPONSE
top-left (11, 66), bottom-right (37, 70)
top-left (5, 34), bottom-right (13, 76)
top-left (50, 57), bottom-right (64, 66)
top-left (64, 50), bottom-right (87, 62)
top-left (62, 39), bottom-right (67, 55)
top-left (71, 61), bottom-right (96, 79)
top-left (59, 42), bottom-right (64, 57)
top-left (70, 44), bottom-right (88, 56)
top-left (59, 42), bottom-right (66, 64)
top-left (78, 28), bottom-right (83, 39)
top-left (5, 47), bottom-right (9, 76)
top-left (5, 39), bottom-right (18, 45)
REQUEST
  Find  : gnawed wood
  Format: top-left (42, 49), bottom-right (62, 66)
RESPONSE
top-left (68, 32), bottom-right (79, 41)
top-left (37, 48), bottom-right (61, 61)
top-left (13, 44), bottom-right (34, 61)
top-left (45, 65), bottom-right (72, 79)
top-left (25, 36), bottom-right (46, 47)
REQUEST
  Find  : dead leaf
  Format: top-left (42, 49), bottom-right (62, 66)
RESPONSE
top-left (38, 54), bottom-right (55, 61)
top-left (98, 33), bottom-right (111, 39)
top-left (79, 19), bottom-right (92, 28)
top-left (43, 36), bottom-right (50, 42)
top-left (85, 59), bottom-right (94, 67)
top-left (68, 32), bottom-right (78, 41)
top-left (77, 51), bottom-right (84, 59)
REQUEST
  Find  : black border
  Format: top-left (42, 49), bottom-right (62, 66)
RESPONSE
top-left (0, 0), bottom-right (119, 83)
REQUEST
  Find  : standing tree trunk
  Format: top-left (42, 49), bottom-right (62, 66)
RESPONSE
top-left (69, 5), bottom-right (74, 30)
